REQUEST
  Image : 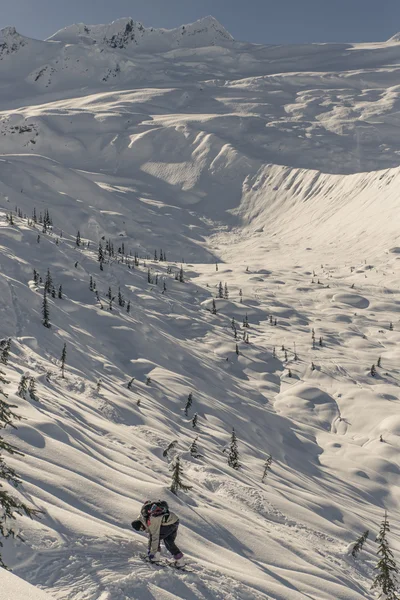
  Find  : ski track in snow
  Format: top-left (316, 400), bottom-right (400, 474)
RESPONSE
top-left (0, 14), bottom-right (400, 600)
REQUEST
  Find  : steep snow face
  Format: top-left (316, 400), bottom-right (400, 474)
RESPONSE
top-left (48, 16), bottom-right (234, 51)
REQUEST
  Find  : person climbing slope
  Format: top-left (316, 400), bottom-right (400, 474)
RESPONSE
top-left (131, 500), bottom-right (185, 566)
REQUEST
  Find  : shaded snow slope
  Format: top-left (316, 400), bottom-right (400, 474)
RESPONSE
top-left (4, 569), bottom-right (55, 599)
top-left (0, 14), bottom-right (399, 600)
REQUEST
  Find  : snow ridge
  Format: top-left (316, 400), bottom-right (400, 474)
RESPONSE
top-left (47, 16), bottom-right (234, 51)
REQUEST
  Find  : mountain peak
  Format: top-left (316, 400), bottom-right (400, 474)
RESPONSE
top-left (47, 15), bottom-right (234, 51)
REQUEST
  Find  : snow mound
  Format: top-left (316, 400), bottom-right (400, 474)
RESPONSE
top-left (274, 384), bottom-right (339, 431)
top-left (2, 569), bottom-right (55, 599)
top-left (332, 293), bottom-right (369, 309)
top-left (48, 16), bottom-right (234, 51)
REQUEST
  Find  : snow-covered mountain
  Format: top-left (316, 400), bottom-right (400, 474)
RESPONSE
top-left (0, 15), bottom-right (400, 600)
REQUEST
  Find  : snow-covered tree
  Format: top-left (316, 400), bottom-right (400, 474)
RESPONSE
top-left (211, 299), bottom-right (217, 314)
top-left (371, 512), bottom-right (399, 599)
top-left (262, 456), bottom-right (272, 482)
top-left (60, 343), bottom-right (67, 378)
top-left (192, 413), bottom-right (198, 428)
top-left (42, 289), bottom-right (50, 328)
top-left (351, 530), bottom-right (369, 559)
top-left (0, 370), bottom-right (40, 568)
top-left (184, 392), bottom-right (193, 417)
top-left (170, 456), bottom-right (192, 495)
top-left (218, 282), bottom-right (224, 298)
top-left (17, 375), bottom-right (29, 398)
top-left (0, 339), bottom-right (11, 365)
top-left (227, 428), bottom-right (240, 469)
top-left (189, 436), bottom-right (201, 458)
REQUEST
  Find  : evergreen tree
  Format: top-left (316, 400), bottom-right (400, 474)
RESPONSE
top-left (60, 343), bottom-right (67, 378)
top-left (236, 344), bottom-right (240, 355)
top-left (58, 285), bottom-right (63, 299)
top-left (170, 456), bottom-right (192, 495)
top-left (224, 283), bottom-right (229, 299)
top-left (262, 456), bottom-right (273, 482)
top-left (28, 377), bottom-right (38, 402)
top-left (127, 378), bottom-right (135, 390)
top-left (189, 436), bottom-right (201, 458)
top-left (0, 339), bottom-right (11, 365)
top-left (147, 268), bottom-right (152, 284)
top-left (44, 269), bottom-right (52, 293)
top-left (51, 286), bottom-right (56, 299)
top-left (231, 317), bottom-right (236, 330)
top-left (377, 357), bottom-right (382, 368)
top-left (118, 288), bottom-right (125, 307)
top-left (184, 392), bottom-right (193, 417)
top-left (76, 231), bottom-right (81, 247)
top-left (0, 370), bottom-right (40, 568)
top-left (351, 529), bottom-right (369, 559)
top-left (17, 375), bottom-right (29, 398)
top-left (389, 322), bottom-right (394, 331)
top-left (179, 266), bottom-right (184, 283)
top-left (227, 428), bottom-right (240, 469)
top-left (371, 364), bottom-right (377, 377)
top-left (89, 276), bottom-right (94, 291)
top-left (42, 290), bottom-right (50, 328)
top-left (371, 512), bottom-right (399, 599)
top-left (243, 313), bottom-right (249, 328)
top-left (126, 300), bottom-right (131, 313)
top-left (33, 269), bottom-right (39, 286)
top-left (319, 336), bottom-right (323, 347)
top-left (211, 299), bottom-right (217, 314)
top-left (218, 282), bottom-right (224, 298)
top-left (98, 243), bottom-right (104, 270)
top-left (192, 413), bottom-right (198, 428)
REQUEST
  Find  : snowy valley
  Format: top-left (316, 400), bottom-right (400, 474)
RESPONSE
top-left (1, 15), bottom-right (400, 600)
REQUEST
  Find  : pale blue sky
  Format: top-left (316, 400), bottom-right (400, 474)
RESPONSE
top-left (2, 0), bottom-right (400, 44)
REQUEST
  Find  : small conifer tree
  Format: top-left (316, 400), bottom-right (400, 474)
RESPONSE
top-left (262, 456), bottom-right (273, 482)
top-left (224, 283), bottom-right (229, 299)
top-left (371, 512), bottom-right (399, 599)
top-left (189, 436), bottom-right (201, 458)
top-left (218, 282), bottom-right (224, 299)
top-left (192, 413), bottom-right (198, 428)
top-left (170, 456), bottom-right (192, 495)
top-left (76, 231), bottom-right (81, 247)
top-left (28, 377), bottom-right (38, 402)
top-left (0, 370), bottom-right (40, 568)
top-left (236, 344), bottom-right (240, 355)
top-left (44, 269), bottom-right (52, 294)
top-left (17, 374), bottom-right (29, 398)
top-left (351, 530), bottom-right (369, 559)
top-left (227, 428), bottom-right (240, 469)
top-left (179, 266), bottom-right (184, 283)
top-left (377, 357), bottom-right (382, 368)
top-left (60, 343), bottom-right (67, 378)
top-left (371, 364), bottom-right (377, 377)
top-left (42, 289), bottom-right (50, 328)
top-left (211, 299), bottom-right (217, 314)
top-left (58, 285), bottom-right (62, 299)
top-left (184, 392), bottom-right (193, 417)
top-left (127, 378), bottom-right (135, 390)
top-left (389, 322), bottom-right (394, 331)
top-left (126, 300), bottom-right (131, 313)
top-left (0, 339), bottom-right (11, 365)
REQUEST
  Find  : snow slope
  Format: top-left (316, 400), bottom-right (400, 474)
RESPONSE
top-left (0, 15), bottom-right (399, 600)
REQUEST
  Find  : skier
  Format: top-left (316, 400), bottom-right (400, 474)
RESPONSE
top-left (131, 500), bottom-right (185, 566)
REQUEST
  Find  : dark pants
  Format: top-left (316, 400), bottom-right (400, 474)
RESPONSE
top-left (159, 521), bottom-right (181, 556)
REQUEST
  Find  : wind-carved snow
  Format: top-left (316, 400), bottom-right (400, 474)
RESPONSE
top-left (0, 14), bottom-right (399, 600)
